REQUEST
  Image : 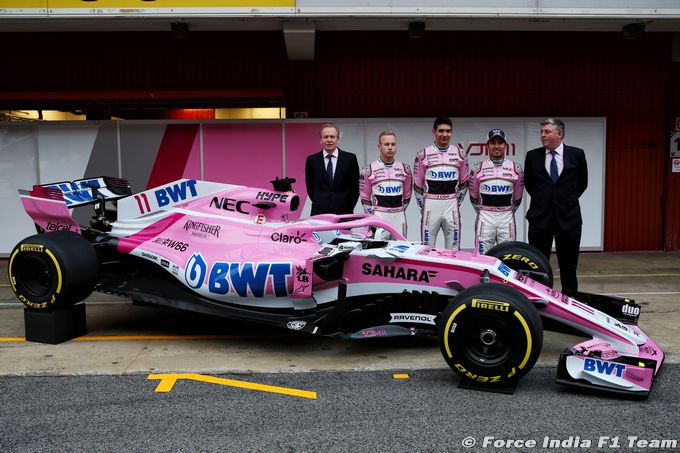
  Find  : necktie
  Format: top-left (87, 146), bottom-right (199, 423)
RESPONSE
top-left (549, 150), bottom-right (558, 183)
top-left (326, 154), bottom-right (334, 183)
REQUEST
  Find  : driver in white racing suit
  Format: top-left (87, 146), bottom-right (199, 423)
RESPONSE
top-left (360, 131), bottom-right (412, 240)
top-left (469, 128), bottom-right (524, 253)
top-left (414, 116), bottom-right (469, 250)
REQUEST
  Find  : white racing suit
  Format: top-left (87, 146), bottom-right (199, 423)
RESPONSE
top-left (360, 159), bottom-right (412, 240)
top-left (469, 158), bottom-right (524, 254)
top-left (413, 144), bottom-right (468, 250)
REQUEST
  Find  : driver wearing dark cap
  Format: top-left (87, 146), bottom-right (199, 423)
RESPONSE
top-left (469, 129), bottom-right (524, 253)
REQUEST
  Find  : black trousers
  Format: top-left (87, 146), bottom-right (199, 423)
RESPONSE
top-left (528, 213), bottom-right (582, 295)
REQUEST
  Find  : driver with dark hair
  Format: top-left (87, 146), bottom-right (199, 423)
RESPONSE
top-left (413, 116), bottom-right (468, 249)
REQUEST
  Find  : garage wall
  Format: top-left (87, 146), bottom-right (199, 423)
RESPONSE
top-left (0, 30), bottom-right (676, 250)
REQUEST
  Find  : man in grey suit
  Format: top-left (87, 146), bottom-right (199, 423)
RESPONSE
top-left (305, 123), bottom-right (360, 215)
top-left (524, 118), bottom-right (588, 295)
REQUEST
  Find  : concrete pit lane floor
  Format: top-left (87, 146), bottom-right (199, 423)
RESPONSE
top-left (0, 251), bottom-right (679, 376)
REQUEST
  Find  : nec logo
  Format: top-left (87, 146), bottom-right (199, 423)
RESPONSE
top-left (377, 185), bottom-right (402, 194)
top-left (428, 171), bottom-right (456, 179)
top-left (583, 358), bottom-right (626, 377)
top-left (135, 180), bottom-right (198, 214)
top-left (482, 184), bottom-right (511, 193)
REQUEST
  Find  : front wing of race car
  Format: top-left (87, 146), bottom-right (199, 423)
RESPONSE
top-left (548, 291), bottom-right (664, 397)
top-left (556, 331), bottom-right (663, 398)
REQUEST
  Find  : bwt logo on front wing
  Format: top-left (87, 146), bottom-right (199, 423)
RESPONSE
top-left (583, 358), bottom-right (626, 378)
top-left (135, 180), bottom-right (198, 214)
top-left (185, 253), bottom-right (291, 297)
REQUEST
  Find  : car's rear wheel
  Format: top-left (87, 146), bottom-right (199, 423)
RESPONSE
top-left (438, 283), bottom-right (543, 387)
top-left (8, 231), bottom-right (98, 310)
top-left (485, 241), bottom-right (553, 287)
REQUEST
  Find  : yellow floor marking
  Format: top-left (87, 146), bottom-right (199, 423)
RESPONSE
top-left (147, 373), bottom-right (317, 399)
top-left (0, 337), bottom-right (26, 342)
top-left (393, 373), bottom-right (410, 379)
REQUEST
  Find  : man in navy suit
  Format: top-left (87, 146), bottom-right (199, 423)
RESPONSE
top-left (305, 123), bottom-right (360, 215)
top-left (525, 118), bottom-right (588, 295)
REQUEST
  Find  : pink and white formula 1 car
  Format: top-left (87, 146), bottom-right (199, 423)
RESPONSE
top-left (9, 177), bottom-right (664, 397)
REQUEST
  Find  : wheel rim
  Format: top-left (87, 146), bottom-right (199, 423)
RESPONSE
top-left (16, 255), bottom-right (54, 298)
top-left (456, 313), bottom-right (515, 367)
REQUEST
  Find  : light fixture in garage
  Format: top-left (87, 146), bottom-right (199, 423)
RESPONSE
top-left (171, 22), bottom-right (189, 40)
top-left (622, 22), bottom-right (645, 40)
top-left (408, 21), bottom-right (426, 39)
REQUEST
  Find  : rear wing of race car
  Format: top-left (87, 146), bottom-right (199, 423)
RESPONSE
top-left (19, 176), bottom-right (131, 234)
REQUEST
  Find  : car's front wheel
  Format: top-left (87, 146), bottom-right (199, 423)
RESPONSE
top-left (438, 283), bottom-right (543, 387)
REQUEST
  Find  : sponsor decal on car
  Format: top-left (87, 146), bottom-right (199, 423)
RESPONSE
top-left (184, 220), bottom-right (220, 238)
top-left (135, 180), bottom-right (199, 214)
top-left (361, 328), bottom-right (388, 338)
top-left (361, 263), bottom-right (437, 283)
top-left (141, 251), bottom-right (158, 262)
top-left (256, 191), bottom-right (289, 203)
top-left (389, 313), bottom-right (436, 325)
top-left (210, 197), bottom-right (250, 214)
top-left (287, 320), bottom-right (306, 330)
top-left (497, 262), bottom-right (512, 277)
top-left (271, 231), bottom-right (307, 244)
top-left (502, 254), bottom-right (539, 270)
top-left (295, 266), bottom-right (310, 283)
top-left (622, 304), bottom-right (640, 317)
top-left (42, 221), bottom-right (73, 232)
top-left (152, 237), bottom-right (189, 252)
top-left (46, 179), bottom-right (101, 207)
top-left (388, 244), bottom-right (410, 253)
top-left (20, 244), bottom-right (44, 253)
top-left (161, 259), bottom-right (170, 268)
top-left (184, 253), bottom-right (291, 297)
top-left (471, 299), bottom-right (510, 312)
top-left (583, 358), bottom-right (626, 378)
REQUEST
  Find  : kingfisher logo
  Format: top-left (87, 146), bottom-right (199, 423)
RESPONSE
top-left (184, 253), bottom-right (291, 297)
top-left (583, 358), bottom-right (626, 378)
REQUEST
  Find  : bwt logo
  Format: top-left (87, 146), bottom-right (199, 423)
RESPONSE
top-left (46, 179), bottom-right (101, 207)
top-left (185, 253), bottom-right (291, 297)
top-left (482, 184), bottom-right (511, 193)
top-left (583, 358), bottom-right (626, 377)
top-left (135, 180), bottom-right (198, 214)
top-left (377, 185), bottom-right (402, 194)
top-left (156, 180), bottom-right (198, 207)
top-left (428, 170), bottom-right (456, 179)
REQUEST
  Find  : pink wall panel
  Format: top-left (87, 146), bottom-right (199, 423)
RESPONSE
top-left (202, 123), bottom-right (283, 187)
top-left (182, 128), bottom-right (202, 180)
top-left (283, 122), bottom-right (324, 205)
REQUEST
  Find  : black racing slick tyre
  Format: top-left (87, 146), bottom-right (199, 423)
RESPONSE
top-left (485, 241), bottom-right (553, 287)
top-left (438, 283), bottom-right (543, 386)
top-left (8, 231), bottom-right (98, 310)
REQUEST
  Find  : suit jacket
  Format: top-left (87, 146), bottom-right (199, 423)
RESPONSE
top-left (305, 149), bottom-right (360, 215)
top-left (524, 144), bottom-right (588, 230)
